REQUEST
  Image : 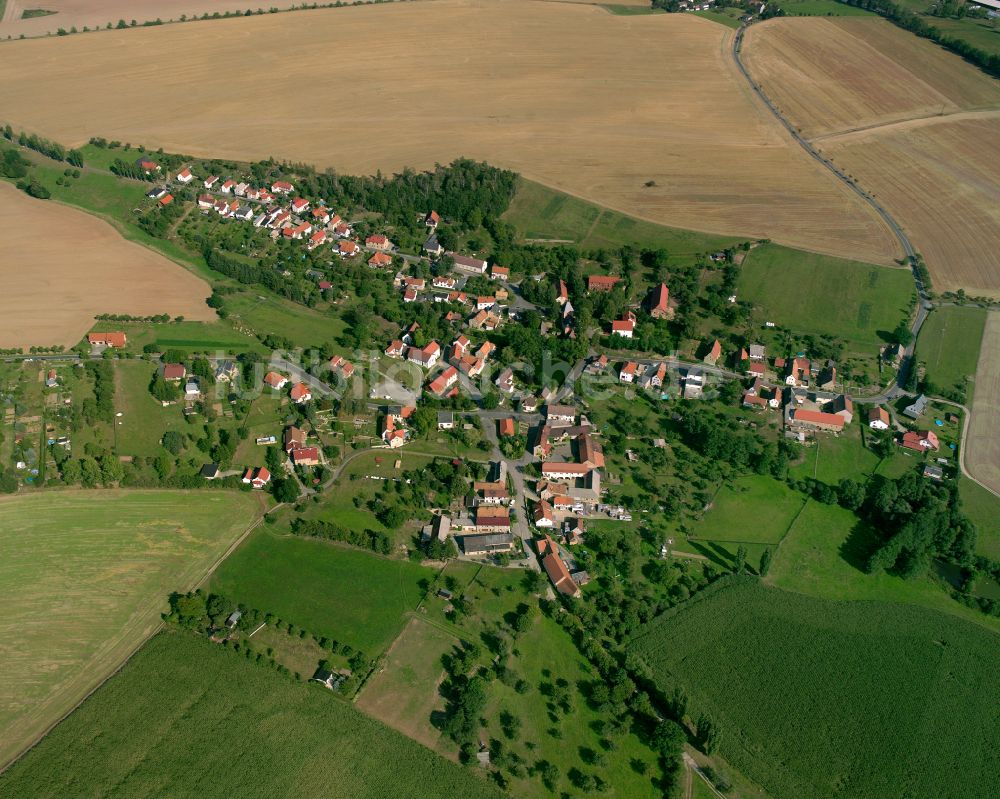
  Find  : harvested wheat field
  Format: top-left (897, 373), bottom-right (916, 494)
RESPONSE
top-left (743, 18), bottom-right (1000, 139)
top-left (821, 115), bottom-right (1000, 295)
top-left (0, 182), bottom-right (213, 348)
top-left (0, 0), bottom-right (900, 265)
top-left (966, 312), bottom-right (1000, 497)
top-left (0, 0), bottom-right (297, 38)
top-left (743, 17), bottom-right (1000, 294)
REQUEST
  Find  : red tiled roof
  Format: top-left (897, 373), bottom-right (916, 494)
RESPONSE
top-left (291, 447), bottom-right (320, 464)
top-left (792, 409), bottom-right (844, 428)
top-left (587, 275), bottom-right (621, 291)
top-left (88, 331), bottom-right (127, 347)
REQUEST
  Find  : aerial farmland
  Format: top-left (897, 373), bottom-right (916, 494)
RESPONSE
top-left (0, 1), bottom-right (998, 797)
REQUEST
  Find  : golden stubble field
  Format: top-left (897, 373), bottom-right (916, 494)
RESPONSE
top-left (0, 182), bottom-right (213, 348)
top-left (0, 0), bottom-right (901, 265)
top-left (966, 312), bottom-right (1000, 496)
top-left (744, 17), bottom-right (1000, 295)
top-left (0, 0), bottom-right (297, 37)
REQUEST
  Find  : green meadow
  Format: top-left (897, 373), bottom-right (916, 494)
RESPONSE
top-left (502, 179), bottom-right (740, 255)
top-left (209, 528), bottom-right (434, 655)
top-left (0, 631), bottom-right (505, 799)
top-left (737, 244), bottom-right (914, 350)
top-left (629, 577), bottom-right (1000, 799)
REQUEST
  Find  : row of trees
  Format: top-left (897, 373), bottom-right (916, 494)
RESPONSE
top-left (290, 516), bottom-right (393, 555)
top-left (839, 0), bottom-right (1000, 78)
top-left (2, 125), bottom-right (82, 166)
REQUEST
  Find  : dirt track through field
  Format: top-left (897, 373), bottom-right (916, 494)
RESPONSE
top-left (966, 312), bottom-right (1000, 496)
top-left (0, 181), bottom-right (213, 348)
top-left (0, 0), bottom-right (900, 266)
top-left (743, 17), bottom-right (1000, 295)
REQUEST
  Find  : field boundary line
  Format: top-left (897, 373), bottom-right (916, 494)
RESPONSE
top-left (811, 107), bottom-right (1000, 146)
top-left (0, 500), bottom-right (266, 775)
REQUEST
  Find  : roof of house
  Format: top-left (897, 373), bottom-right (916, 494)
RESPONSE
top-left (499, 418), bottom-right (516, 437)
top-left (292, 446), bottom-right (320, 463)
top-left (163, 363), bottom-right (186, 380)
top-left (536, 536), bottom-right (579, 596)
top-left (428, 366), bottom-right (458, 394)
top-left (587, 275), bottom-right (621, 291)
top-left (534, 500), bottom-right (554, 524)
top-left (450, 253), bottom-right (488, 270)
top-left (290, 382), bottom-right (311, 401)
top-left (541, 462), bottom-right (591, 475)
top-left (368, 252), bottom-right (392, 266)
top-left (649, 282), bottom-right (670, 312)
top-left (620, 361), bottom-right (638, 375)
top-left (264, 371), bottom-right (286, 388)
top-left (612, 319), bottom-right (635, 333)
top-left (475, 506), bottom-right (510, 526)
top-left (88, 332), bottom-right (127, 347)
top-left (791, 408), bottom-right (845, 428)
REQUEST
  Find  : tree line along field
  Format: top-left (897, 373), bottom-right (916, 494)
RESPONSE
top-left (628, 577), bottom-right (1000, 799)
top-left (0, 0), bottom-right (902, 266)
top-left (0, 0), bottom-right (300, 37)
top-left (768, 499), bottom-right (1000, 632)
top-left (0, 490), bottom-right (262, 768)
top-left (743, 17), bottom-right (1000, 296)
top-left (0, 630), bottom-right (506, 799)
top-left (743, 18), bottom-right (1000, 139)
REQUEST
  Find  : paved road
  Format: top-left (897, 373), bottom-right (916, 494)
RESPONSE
top-left (732, 22), bottom-right (931, 393)
top-left (479, 410), bottom-right (542, 571)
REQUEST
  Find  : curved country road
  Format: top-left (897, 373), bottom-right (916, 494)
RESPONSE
top-left (732, 23), bottom-right (931, 392)
top-left (732, 22), bottom-right (999, 500)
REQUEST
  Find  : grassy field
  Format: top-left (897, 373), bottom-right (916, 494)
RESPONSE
top-left (780, 0), bottom-right (875, 14)
top-left (737, 243), bottom-right (914, 350)
top-left (770, 499), bottom-right (1000, 631)
top-left (225, 290), bottom-right (346, 351)
top-left (693, 8), bottom-right (743, 28)
top-left (502, 178), bottom-right (742, 255)
top-left (0, 490), bottom-right (262, 768)
top-left (208, 528), bottom-right (434, 656)
top-left (788, 426), bottom-right (880, 485)
top-left (966, 312), bottom-right (1000, 497)
top-left (105, 318), bottom-right (262, 355)
top-left (629, 577), bottom-right (1000, 799)
top-left (0, 630), bottom-right (505, 799)
top-left (688, 474), bottom-right (805, 563)
top-left (355, 617), bottom-right (456, 753)
top-left (915, 305), bottom-right (987, 397)
top-left (357, 562), bottom-right (663, 796)
top-left (960, 478), bottom-right (1000, 560)
top-left (0, 0), bottom-right (902, 265)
